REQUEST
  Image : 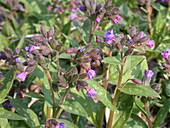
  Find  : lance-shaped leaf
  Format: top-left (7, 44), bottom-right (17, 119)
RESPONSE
top-left (57, 119), bottom-right (78, 128)
top-left (0, 68), bottom-right (15, 99)
top-left (102, 57), bottom-right (123, 65)
top-left (153, 99), bottom-right (170, 128)
top-left (85, 79), bottom-right (116, 110)
top-left (0, 108), bottom-right (26, 120)
top-left (119, 84), bottom-right (160, 98)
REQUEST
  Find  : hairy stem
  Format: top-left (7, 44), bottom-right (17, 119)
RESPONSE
top-left (146, 0), bottom-right (153, 35)
top-left (107, 57), bottom-right (125, 128)
top-left (54, 87), bottom-right (70, 118)
top-left (145, 101), bottom-right (153, 128)
top-left (45, 70), bottom-right (56, 118)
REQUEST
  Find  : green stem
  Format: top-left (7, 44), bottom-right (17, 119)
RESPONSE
top-left (98, 49), bottom-right (112, 128)
top-left (145, 101), bottom-right (153, 128)
top-left (88, 21), bottom-right (99, 44)
top-left (45, 70), bottom-right (56, 118)
top-left (107, 57), bottom-right (125, 128)
top-left (54, 87), bottom-right (70, 118)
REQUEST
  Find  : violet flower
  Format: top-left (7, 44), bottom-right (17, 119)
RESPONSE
top-left (104, 29), bottom-right (115, 44)
top-left (112, 19), bottom-right (119, 24)
top-left (72, 6), bottom-right (77, 12)
top-left (25, 45), bottom-right (39, 52)
top-left (146, 40), bottom-right (155, 47)
top-left (86, 69), bottom-right (96, 79)
top-left (162, 0), bottom-right (168, 2)
top-left (86, 88), bottom-right (97, 98)
top-left (79, 4), bottom-right (85, 11)
top-left (18, 4), bottom-right (24, 11)
top-left (55, 122), bottom-right (66, 128)
top-left (161, 49), bottom-right (170, 59)
top-left (144, 70), bottom-right (154, 78)
top-left (16, 72), bottom-right (28, 81)
top-left (4, 102), bottom-right (13, 108)
top-left (70, 13), bottom-right (78, 20)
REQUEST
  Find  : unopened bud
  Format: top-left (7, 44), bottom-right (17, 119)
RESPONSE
top-left (0, 51), bottom-right (9, 60)
top-left (23, 60), bottom-right (37, 66)
top-left (104, 0), bottom-right (112, 9)
top-left (136, 36), bottom-right (150, 43)
top-left (41, 49), bottom-right (51, 56)
top-left (130, 26), bottom-right (136, 37)
top-left (96, 2), bottom-right (105, 12)
top-left (25, 65), bottom-right (36, 73)
top-left (84, 0), bottom-right (90, 9)
top-left (0, 72), bottom-right (3, 80)
top-left (77, 80), bottom-right (88, 86)
top-left (76, 57), bottom-right (92, 63)
top-left (32, 36), bottom-right (44, 42)
top-left (91, 55), bottom-right (102, 60)
top-left (41, 25), bottom-right (47, 38)
top-left (76, 84), bottom-right (81, 91)
top-left (13, 48), bottom-right (20, 56)
top-left (66, 48), bottom-right (79, 53)
top-left (133, 32), bottom-right (144, 42)
top-left (161, 62), bottom-right (170, 69)
top-left (79, 73), bottom-right (88, 79)
top-left (124, 49), bottom-right (134, 56)
top-left (80, 63), bottom-right (89, 70)
top-left (58, 83), bottom-right (68, 88)
top-left (4, 46), bottom-right (12, 54)
top-left (129, 78), bottom-right (143, 85)
top-left (151, 83), bottom-right (162, 94)
top-left (25, 53), bottom-right (34, 59)
top-left (36, 53), bottom-right (45, 64)
top-left (57, 76), bottom-right (66, 83)
top-left (47, 27), bottom-right (55, 38)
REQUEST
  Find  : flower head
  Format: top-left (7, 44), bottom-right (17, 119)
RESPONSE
top-left (72, 6), bottom-right (77, 12)
top-left (146, 40), bottom-right (155, 47)
top-left (162, 0), bottom-right (168, 2)
top-left (70, 13), bottom-right (78, 20)
top-left (25, 45), bottom-right (39, 52)
top-left (104, 29), bottom-right (114, 44)
top-left (86, 69), bottom-right (96, 79)
top-left (95, 17), bottom-right (101, 23)
top-left (161, 49), bottom-right (170, 59)
top-left (55, 122), bottom-right (66, 128)
top-left (79, 4), bottom-right (85, 11)
top-left (16, 72), bottom-right (28, 81)
top-left (86, 88), bottom-right (97, 98)
top-left (144, 70), bottom-right (154, 78)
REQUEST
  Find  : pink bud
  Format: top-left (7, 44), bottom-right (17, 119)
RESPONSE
top-left (129, 78), bottom-right (143, 85)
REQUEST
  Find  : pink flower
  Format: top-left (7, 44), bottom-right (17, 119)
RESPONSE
top-left (116, 15), bottom-right (122, 20)
top-left (112, 19), bottom-right (119, 24)
top-left (95, 17), bottom-right (101, 23)
top-left (86, 69), bottom-right (96, 79)
top-left (144, 70), bottom-right (154, 78)
top-left (16, 72), bottom-right (28, 81)
top-left (146, 40), bottom-right (155, 47)
top-left (70, 13), bottom-right (78, 20)
top-left (66, 48), bottom-right (79, 53)
top-left (161, 49), bottom-right (170, 59)
top-left (86, 88), bottom-right (97, 98)
top-left (47, 6), bottom-right (52, 11)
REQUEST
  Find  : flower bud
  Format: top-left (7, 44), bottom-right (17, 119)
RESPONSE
top-left (76, 84), bottom-right (81, 91)
top-left (146, 40), bottom-right (155, 47)
top-left (87, 48), bottom-right (100, 56)
top-left (36, 53), bottom-right (45, 64)
top-left (66, 48), bottom-right (79, 53)
top-left (151, 83), bottom-right (162, 94)
top-left (58, 83), bottom-right (68, 88)
top-left (57, 76), bottom-right (66, 83)
top-left (124, 49), bottom-right (134, 56)
top-left (79, 73), bottom-right (88, 79)
top-left (130, 26), bottom-right (136, 37)
top-left (32, 36), bottom-right (44, 43)
top-left (0, 72), bottom-right (3, 80)
top-left (41, 49), bottom-right (52, 56)
top-left (23, 60), bottom-right (37, 66)
top-left (77, 80), bottom-right (88, 86)
top-left (80, 63), bottom-right (89, 70)
top-left (104, 0), bottom-right (112, 9)
top-left (41, 25), bottom-right (47, 38)
top-left (84, 0), bottom-right (91, 9)
top-left (91, 55), bottom-right (102, 60)
top-left (47, 27), bottom-right (55, 38)
top-left (25, 53), bottom-right (34, 59)
top-left (161, 62), bottom-right (170, 69)
top-left (129, 78), bottom-right (143, 84)
top-left (96, 1), bottom-right (105, 12)
top-left (76, 57), bottom-right (92, 63)
top-left (133, 32), bottom-right (144, 42)
top-left (13, 48), bottom-right (20, 56)
top-left (25, 65), bottom-right (36, 73)
top-left (4, 46), bottom-right (12, 55)
top-left (0, 51), bottom-right (9, 60)
top-left (136, 36), bottom-right (150, 43)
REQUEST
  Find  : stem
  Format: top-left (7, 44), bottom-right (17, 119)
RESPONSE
top-left (54, 87), bottom-right (70, 118)
top-left (99, 49), bottom-right (112, 128)
top-left (88, 21), bottom-right (99, 44)
top-left (107, 57), bottom-right (125, 128)
top-left (74, 115), bottom-right (79, 125)
top-left (146, 0), bottom-right (153, 35)
top-left (45, 70), bottom-right (56, 118)
top-left (145, 101), bottom-right (153, 128)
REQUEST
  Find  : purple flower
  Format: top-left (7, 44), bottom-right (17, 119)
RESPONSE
top-left (140, 31), bottom-right (145, 38)
top-left (25, 45), bottom-right (39, 52)
top-left (55, 5), bottom-right (60, 10)
top-left (162, 0), bottom-right (168, 2)
top-left (86, 69), bottom-right (96, 79)
top-left (86, 88), bottom-right (97, 98)
top-left (79, 4), bottom-right (85, 11)
top-left (95, 17), bottom-right (101, 23)
top-left (55, 122), bottom-right (66, 128)
top-left (55, 41), bottom-right (59, 45)
top-left (146, 40), bottom-right (155, 47)
top-left (16, 58), bottom-right (22, 64)
top-left (18, 4), bottom-right (24, 11)
top-left (104, 29), bottom-right (114, 44)
top-left (144, 70), bottom-right (154, 78)
top-left (72, 6), bottom-right (77, 12)
top-left (112, 19), bottom-right (119, 24)
top-left (161, 49), bottom-right (170, 59)
top-left (4, 102), bottom-right (13, 108)
top-left (116, 15), bottom-right (122, 20)
top-left (16, 72), bottom-right (28, 81)
top-left (70, 13), bottom-right (78, 20)
top-left (96, 36), bottom-right (101, 42)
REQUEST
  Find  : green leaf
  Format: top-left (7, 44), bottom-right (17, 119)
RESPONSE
top-left (24, 92), bottom-right (44, 100)
top-left (57, 119), bottom-right (78, 128)
top-left (85, 79), bottom-right (116, 110)
top-left (153, 99), bottom-right (170, 128)
top-left (60, 99), bottom-right (88, 117)
top-left (71, 88), bottom-right (100, 125)
top-left (0, 108), bottom-right (26, 120)
top-left (0, 99), bottom-right (7, 104)
top-left (112, 94), bottom-right (134, 128)
top-left (34, 66), bottom-right (60, 107)
top-left (92, 30), bottom-right (104, 37)
top-left (83, 19), bottom-right (91, 43)
top-left (0, 68), bottom-right (15, 99)
top-left (102, 57), bottom-right (123, 65)
top-left (9, 97), bottom-right (40, 128)
top-left (124, 113), bottom-right (148, 128)
top-left (119, 84), bottom-right (160, 98)
top-left (62, 33), bottom-right (79, 47)
top-left (0, 118), bottom-right (11, 128)
top-left (0, 34), bottom-right (11, 50)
